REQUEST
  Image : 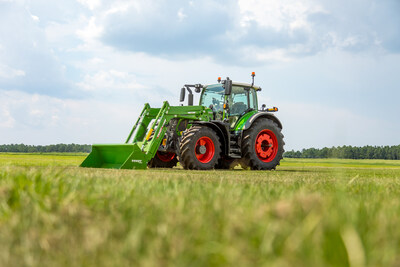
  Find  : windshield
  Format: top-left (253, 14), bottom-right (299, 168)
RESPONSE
top-left (200, 84), bottom-right (225, 112)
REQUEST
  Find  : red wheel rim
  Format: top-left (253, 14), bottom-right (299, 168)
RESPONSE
top-left (195, 136), bottom-right (215, 163)
top-left (255, 129), bottom-right (278, 162)
top-left (156, 151), bottom-right (175, 162)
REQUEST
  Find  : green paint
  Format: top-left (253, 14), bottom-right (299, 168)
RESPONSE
top-left (80, 144), bottom-right (147, 169)
top-left (233, 110), bottom-right (257, 131)
top-left (81, 101), bottom-right (212, 170)
top-left (81, 81), bottom-right (277, 170)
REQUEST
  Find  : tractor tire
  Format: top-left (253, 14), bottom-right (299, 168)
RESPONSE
top-left (148, 151), bottom-right (178, 168)
top-left (179, 126), bottom-right (222, 170)
top-left (241, 118), bottom-right (284, 170)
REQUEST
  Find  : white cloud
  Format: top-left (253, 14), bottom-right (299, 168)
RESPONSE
top-left (238, 0), bottom-right (323, 31)
top-left (76, 16), bottom-right (103, 45)
top-left (249, 47), bottom-right (293, 63)
top-left (0, 89), bottom-right (140, 144)
top-left (324, 32), bottom-right (364, 50)
top-left (77, 0), bottom-right (101, 10)
top-left (45, 18), bottom-right (85, 47)
top-left (77, 70), bottom-right (143, 93)
top-left (104, 1), bottom-right (141, 15)
top-left (277, 101), bottom-right (389, 150)
top-left (0, 106), bottom-right (15, 128)
top-left (31, 14), bottom-right (39, 22)
top-left (0, 64), bottom-right (25, 79)
top-left (88, 57), bottom-right (104, 64)
top-left (177, 8), bottom-right (187, 22)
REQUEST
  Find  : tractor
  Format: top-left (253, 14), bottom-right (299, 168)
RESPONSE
top-left (80, 73), bottom-right (284, 170)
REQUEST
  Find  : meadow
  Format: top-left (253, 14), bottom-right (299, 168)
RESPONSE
top-left (0, 153), bottom-right (400, 267)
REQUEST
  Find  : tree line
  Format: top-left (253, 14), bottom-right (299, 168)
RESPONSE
top-left (0, 144), bottom-right (91, 153)
top-left (284, 145), bottom-right (400, 160)
top-left (2, 143), bottom-right (400, 159)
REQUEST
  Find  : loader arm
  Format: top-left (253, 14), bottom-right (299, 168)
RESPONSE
top-left (80, 101), bottom-right (213, 169)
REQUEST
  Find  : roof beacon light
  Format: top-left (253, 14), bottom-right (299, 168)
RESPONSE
top-left (251, 72), bottom-right (256, 87)
top-left (218, 77), bottom-right (221, 83)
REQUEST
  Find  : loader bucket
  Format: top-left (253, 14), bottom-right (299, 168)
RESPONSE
top-left (80, 144), bottom-right (149, 169)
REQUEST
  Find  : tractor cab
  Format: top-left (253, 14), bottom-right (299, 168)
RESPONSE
top-left (200, 82), bottom-right (261, 128)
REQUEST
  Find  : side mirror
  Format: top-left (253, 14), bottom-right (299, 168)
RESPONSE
top-left (194, 84), bottom-right (203, 93)
top-left (180, 87), bottom-right (186, 102)
top-left (188, 93), bottom-right (194, 106)
top-left (224, 77), bottom-right (232, 95)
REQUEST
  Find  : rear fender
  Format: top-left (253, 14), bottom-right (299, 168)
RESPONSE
top-left (243, 112), bottom-right (283, 130)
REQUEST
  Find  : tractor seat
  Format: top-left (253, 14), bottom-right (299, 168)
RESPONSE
top-left (231, 102), bottom-right (247, 115)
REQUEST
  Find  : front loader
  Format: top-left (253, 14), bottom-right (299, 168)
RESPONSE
top-left (80, 73), bottom-right (285, 170)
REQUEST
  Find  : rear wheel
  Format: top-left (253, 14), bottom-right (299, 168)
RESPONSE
top-left (179, 126), bottom-right (222, 170)
top-left (242, 118), bottom-right (284, 170)
top-left (148, 151), bottom-right (178, 168)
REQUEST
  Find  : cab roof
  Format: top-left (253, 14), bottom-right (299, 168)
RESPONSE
top-left (205, 82), bottom-right (262, 91)
top-left (232, 82), bottom-right (261, 91)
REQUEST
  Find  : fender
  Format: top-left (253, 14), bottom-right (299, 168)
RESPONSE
top-left (243, 112), bottom-right (283, 130)
top-left (192, 121), bottom-right (229, 155)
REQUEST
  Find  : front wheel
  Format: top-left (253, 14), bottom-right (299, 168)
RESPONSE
top-left (148, 151), bottom-right (178, 168)
top-left (179, 126), bottom-right (222, 170)
top-left (241, 118), bottom-right (284, 170)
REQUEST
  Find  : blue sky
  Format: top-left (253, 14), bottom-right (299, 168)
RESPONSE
top-left (0, 0), bottom-right (399, 150)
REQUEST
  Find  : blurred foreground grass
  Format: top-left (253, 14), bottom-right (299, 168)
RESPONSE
top-left (0, 153), bottom-right (400, 266)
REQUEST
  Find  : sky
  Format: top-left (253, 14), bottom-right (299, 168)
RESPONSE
top-left (0, 0), bottom-right (399, 150)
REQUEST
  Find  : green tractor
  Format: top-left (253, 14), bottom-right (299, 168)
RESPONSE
top-left (80, 73), bottom-right (284, 170)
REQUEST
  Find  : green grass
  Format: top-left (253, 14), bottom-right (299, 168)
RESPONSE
top-left (1, 154), bottom-right (400, 266)
top-left (0, 153), bottom-right (86, 167)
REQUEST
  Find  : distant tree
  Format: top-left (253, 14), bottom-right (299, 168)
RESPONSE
top-left (0, 144), bottom-right (92, 153)
top-left (283, 145), bottom-right (400, 160)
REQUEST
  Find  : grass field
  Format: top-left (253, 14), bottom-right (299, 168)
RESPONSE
top-left (1, 154), bottom-right (400, 267)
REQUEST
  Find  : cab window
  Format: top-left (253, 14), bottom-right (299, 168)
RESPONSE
top-left (229, 86), bottom-right (257, 115)
top-left (226, 86), bottom-right (257, 128)
top-left (249, 88), bottom-right (257, 110)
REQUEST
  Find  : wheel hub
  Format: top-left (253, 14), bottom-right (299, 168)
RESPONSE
top-left (195, 136), bottom-right (215, 163)
top-left (255, 129), bottom-right (278, 162)
top-left (198, 145), bottom-right (207, 154)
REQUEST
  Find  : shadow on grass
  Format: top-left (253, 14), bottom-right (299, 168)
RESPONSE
top-left (161, 168), bottom-right (321, 173)
top-left (277, 169), bottom-right (321, 173)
